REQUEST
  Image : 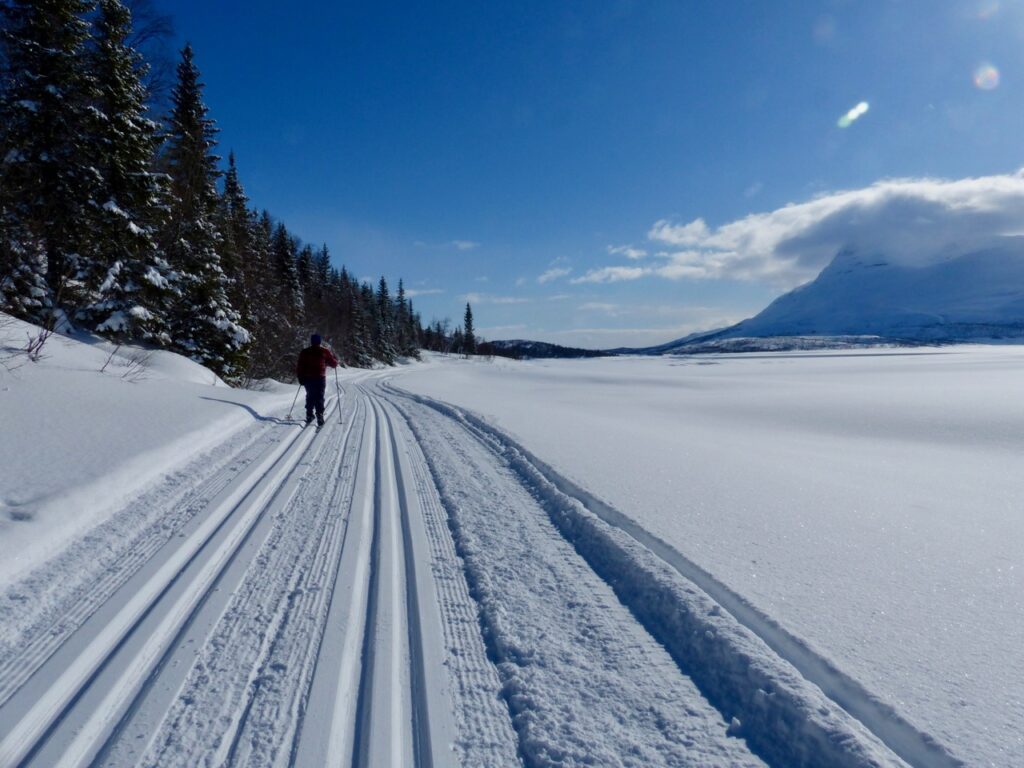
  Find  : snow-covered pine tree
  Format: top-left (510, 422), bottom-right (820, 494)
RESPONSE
top-left (271, 222), bottom-right (303, 322)
top-left (79, 0), bottom-right (173, 344)
top-left (405, 299), bottom-right (422, 357)
top-left (358, 280), bottom-right (379, 363)
top-left (375, 276), bottom-right (396, 363)
top-left (313, 244), bottom-right (331, 286)
top-left (393, 279), bottom-right (419, 357)
top-left (239, 209), bottom-right (285, 380)
top-left (295, 243), bottom-right (314, 307)
top-left (217, 151), bottom-right (251, 319)
top-left (0, 0), bottom-right (101, 325)
top-left (463, 301), bottom-right (476, 355)
top-left (161, 43), bottom-right (248, 377)
top-left (395, 278), bottom-right (409, 353)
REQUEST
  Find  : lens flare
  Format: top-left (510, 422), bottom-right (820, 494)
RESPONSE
top-left (973, 63), bottom-right (1000, 90)
top-left (977, 0), bottom-right (1000, 20)
top-left (837, 101), bottom-right (870, 128)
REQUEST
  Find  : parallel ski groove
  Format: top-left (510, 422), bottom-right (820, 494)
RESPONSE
top-left (0, 400), bottom-right (335, 768)
top-left (382, 395), bottom-right (516, 767)
top-left (126, 394), bottom-right (361, 767)
top-left (289, 388), bottom-right (377, 767)
top-left (234, 397), bottom-right (366, 767)
top-left (0, 422), bottom-right (275, 706)
top-left (351, 394), bottom-right (412, 768)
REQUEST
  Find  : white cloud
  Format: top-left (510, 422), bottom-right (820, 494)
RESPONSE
top-left (406, 288), bottom-right (444, 298)
top-left (413, 239), bottom-right (481, 251)
top-left (607, 244), bottom-right (648, 260)
top-left (642, 171), bottom-right (1024, 288)
top-left (463, 292), bottom-right (530, 305)
top-left (538, 266), bottom-right (572, 284)
top-left (571, 266), bottom-right (648, 284)
top-left (648, 218), bottom-right (710, 247)
top-left (578, 302), bottom-right (621, 313)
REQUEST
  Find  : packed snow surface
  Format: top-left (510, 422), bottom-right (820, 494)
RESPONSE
top-left (398, 349), bottom-right (1024, 768)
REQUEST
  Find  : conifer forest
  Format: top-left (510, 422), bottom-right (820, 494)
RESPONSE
top-left (0, 0), bottom-right (474, 381)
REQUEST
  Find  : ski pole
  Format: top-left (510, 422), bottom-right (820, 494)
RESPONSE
top-left (334, 366), bottom-right (343, 422)
top-left (287, 383), bottom-right (301, 421)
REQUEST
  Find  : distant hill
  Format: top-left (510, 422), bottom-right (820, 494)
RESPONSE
top-left (640, 237), bottom-right (1024, 355)
top-left (480, 339), bottom-right (607, 360)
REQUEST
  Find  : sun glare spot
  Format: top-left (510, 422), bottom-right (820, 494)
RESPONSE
top-left (973, 64), bottom-right (1000, 90)
top-left (977, 0), bottom-right (1000, 20)
top-left (812, 16), bottom-right (836, 44)
top-left (837, 101), bottom-right (870, 129)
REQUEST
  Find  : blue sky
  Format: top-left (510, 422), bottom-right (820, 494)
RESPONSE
top-left (168, 0), bottom-right (1024, 347)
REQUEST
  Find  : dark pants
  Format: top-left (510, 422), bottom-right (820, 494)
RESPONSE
top-left (301, 377), bottom-right (326, 421)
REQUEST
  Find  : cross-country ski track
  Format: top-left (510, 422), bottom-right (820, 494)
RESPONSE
top-left (0, 371), bottom-right (963, 767)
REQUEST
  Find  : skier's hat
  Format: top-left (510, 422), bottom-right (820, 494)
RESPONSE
top-left (311, 333), bottom-right (322, 346)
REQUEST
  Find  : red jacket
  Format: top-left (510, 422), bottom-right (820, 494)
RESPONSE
top-left (296, 345), bottom-right (339, 380)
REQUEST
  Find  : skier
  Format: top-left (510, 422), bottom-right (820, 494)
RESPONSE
top-left (295, 334), bottom-right (339, 427)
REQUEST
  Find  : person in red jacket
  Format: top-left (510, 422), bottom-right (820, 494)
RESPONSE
top-left (295, 334), bottom-right (339, 426)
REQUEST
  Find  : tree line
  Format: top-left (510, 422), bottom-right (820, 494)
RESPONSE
top-left (0, 0), bottom-right (434, 382)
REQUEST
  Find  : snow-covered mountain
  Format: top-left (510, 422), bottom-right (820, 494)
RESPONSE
top-left (654, 236), bottom-right (1024, 353)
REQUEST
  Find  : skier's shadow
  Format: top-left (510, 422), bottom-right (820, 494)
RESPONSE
top-left (199, 397), bottom-right (296, 425)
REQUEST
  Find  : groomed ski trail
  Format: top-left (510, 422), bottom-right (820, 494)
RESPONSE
top-left (0, 369), bottom-right (937, 767)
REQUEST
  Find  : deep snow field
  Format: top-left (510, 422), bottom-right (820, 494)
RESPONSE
top-left (0, 315), bottom-right (295, 586)
top-left (3, 309), bottom-right (1022, 767)
top-left (397, 348), bottom-right (1024, 768)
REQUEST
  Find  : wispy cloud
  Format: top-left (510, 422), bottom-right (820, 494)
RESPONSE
top-left (578, 302), bottom-right (621, 313)
top-left (414, 239), bottom-right (481, 251)
top-left (537, 266), bottom-right (572, 284)
top-left (571, 266), bottom-right (648, 284)
top-left (406, 288), bottom-right (444, 298)
top-left (607, 244), bottom-right (647, 260)
top-left (463, 292), bottom-right (530, 305)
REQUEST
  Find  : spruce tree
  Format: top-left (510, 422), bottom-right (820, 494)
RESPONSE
top-left (0, 0), bottom-right (100, 324)
top-left (375, 276), bottom-right (396, 363)
top-left (80, 0), bottom-right (172, 343)
top-left (218, 151), bottom-right (254, 320)
top-left (295, 243), bottom-right (314, 303)
top-left (161, 43), bottom-right (247, 376)
top-left (463, 302), bottom-right (476, 355)
top-left (271, 222), bottom-right (303, 322)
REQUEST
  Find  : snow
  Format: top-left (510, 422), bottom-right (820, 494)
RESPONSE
top-left (4, 313), bottom-right (1021, 765)
top-left (725, 238), bottom-right (1024, 341)
top-left (102, 200), bottom-right (127, 217)
top-left (0, 313), bottom-right (293, 586)
top-left (397, 349), bottom-right (1024, 767)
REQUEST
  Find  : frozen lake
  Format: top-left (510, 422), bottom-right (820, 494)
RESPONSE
top-left (399, 347), bottom-right (1024, 767)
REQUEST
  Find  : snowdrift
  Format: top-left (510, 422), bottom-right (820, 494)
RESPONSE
top-left (0, 313), bottom-right (293, 586)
